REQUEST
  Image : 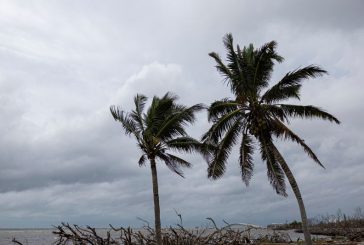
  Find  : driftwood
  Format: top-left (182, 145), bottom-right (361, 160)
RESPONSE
top-left (12, 218), bottom-right (292, 245)
top-left (295, 227), bottom-right (364, 242)
top-left (272, 209), bottom-right (364, 242)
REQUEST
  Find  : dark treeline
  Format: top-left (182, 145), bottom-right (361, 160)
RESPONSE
top-left (303, 208), bottom-right (364, 241)
top-left (274, 208), bottom-right (364, 241)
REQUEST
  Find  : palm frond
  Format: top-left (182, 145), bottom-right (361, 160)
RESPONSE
top-left (264, 104), bottom-right (289, 123)
top-left (240, 133), bottom-right (254, 186)
top-left (279, 104), bottom-right (340, 124)
top-left (223, 33), bottom-right (239, 68)
top-left (145, 93), bottom-right (175, 135)
top-left (260, 139), bottom-right (287, 196)
top-left (130, 94), bottom-right (147, 132)
top-left (157, 153), bottom-right (191, 177)
top-left (262, 84), bottom-right (301, 103)
top-left (166, 153), bottom-right (191, 168)
top-left (167, 136), bottom-right (214, 163)
top-left (110, 106), bottom-right (138, 136)
top-left (271, 119), bottom-right (324, 168)
top-left (138, 154), bottom-right (147, 166)
top-left (208, 120), bottom-right (241, 179)
top-left (161, 91), bottom-right (179, 101)
top-left (238, 43), bottom-right (255, 93)
top-left (209, 52), bottom-right (232, 80)
top-left (223, 34), bottom-right (252, 96)
top-left (156, 103), bottom-right (204, 140)
top-left (202, 109), bottom-right (242, 144)
top-left (235, 44), bottom-right (251, 94)
top-left (262, 65), bottom-right (327, 103)
top-left (253, 40), bottom-right (283, 90)
top-left (166, 136), bottom-right (202, 153)
top-left (208, 99), bottom-right (240, 122)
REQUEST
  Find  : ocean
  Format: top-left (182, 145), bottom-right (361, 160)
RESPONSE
top-left (0, 229), bottom-right (55, 244)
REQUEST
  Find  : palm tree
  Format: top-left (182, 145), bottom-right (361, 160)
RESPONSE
top-left (203, 34), bottom-right (340, 245)
top-left (110, 92), bottom-right (204, 245)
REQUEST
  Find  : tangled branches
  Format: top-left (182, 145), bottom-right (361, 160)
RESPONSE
top-left (11, 217), bottom-right (293, 245)
top-left (48, 218), bottom-right (291, 245)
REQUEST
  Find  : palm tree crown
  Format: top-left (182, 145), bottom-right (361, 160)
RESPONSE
top-left (203, 34), bottom-right (340, 196)
top-left (110, 92), bottom-right (204, 177)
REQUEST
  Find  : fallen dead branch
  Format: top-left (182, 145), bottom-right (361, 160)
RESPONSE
top-left (12, 217), bottom-right (293, 245)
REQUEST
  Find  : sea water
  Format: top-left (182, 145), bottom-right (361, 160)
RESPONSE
top-left (0, 229), bottom-right (55, 244)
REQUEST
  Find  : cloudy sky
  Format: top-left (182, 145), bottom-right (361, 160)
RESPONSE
top-left (0, 0), bottom-right (363, 228)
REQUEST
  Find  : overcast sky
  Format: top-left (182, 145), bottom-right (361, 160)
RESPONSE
top-left (0, 0), bottom-right (363, 228)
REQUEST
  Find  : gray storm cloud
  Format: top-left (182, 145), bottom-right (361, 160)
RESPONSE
top-left (0, 0), bottom-right (363, 228)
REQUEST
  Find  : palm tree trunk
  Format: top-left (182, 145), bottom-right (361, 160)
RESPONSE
top-left (271, 144), bottom-right (313, 245)
top-left (150, 158), bottom-right (162, 245)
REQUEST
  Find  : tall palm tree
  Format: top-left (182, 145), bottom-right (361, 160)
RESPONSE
top-left (203, 34), bottom-right (340, 245)
top-left (110, 92), bottom-right (203, 245)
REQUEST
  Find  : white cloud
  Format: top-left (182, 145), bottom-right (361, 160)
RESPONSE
top-left (112, 62), bottom-right (186, 106)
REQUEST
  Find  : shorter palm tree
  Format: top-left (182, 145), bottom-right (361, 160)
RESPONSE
top-left (203, 34), bottom-right (340, 245)
top-left (110, 92), bottom-right (204, 245)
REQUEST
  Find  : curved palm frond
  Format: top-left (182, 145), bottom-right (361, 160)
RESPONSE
top-left (253, 40), bottom-right (283, 90)
top-left (261, 65), bottom-right (327, 103)
top-left (165, 136), bottom-right (203, 154)
top-left (156, 103), bottom-right (204, 140)
top-left (209, 52), bottom-right (232, 81)
top-left (279, 104), bottom-right (340, 124)
top-left (263, 84), bottom-right (301, 103)
top-left (208, 120), bottom-right (241, 179)
top-left (260, 139), bottom-right (287, 196)
top-left (236, 44), bottom-right (254, 96)
top-left (165, 136), bottom-right (215, 162)
top-left (208, 99), bottom-right (240, 121)
top-left (271, 119), bottom-right (324, 168)
top-left (217, 34), bottom-right (252, 96)
top-left (110, 106), bottom-right (139, 137)
top-left (145, 93), bottom-right (182, 135)
top-left (130, 94), bottom-right (147, 132)
top-left (145, 94), bottom-right (174, 135)
top-left (202, 109), bottom-right (242, 144)
top-left (240, 133), bottom-right (254, 186)
top-left (138, 154), bottom-right (147, 166)
top-left (264, 104), bottom-right (289, 123)
top-left (223, 33), bottom-right (240, 75)
top-left (156, 152), bottom-right (191, 178)
top-left (166, 153), bottom-right (191, 168)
